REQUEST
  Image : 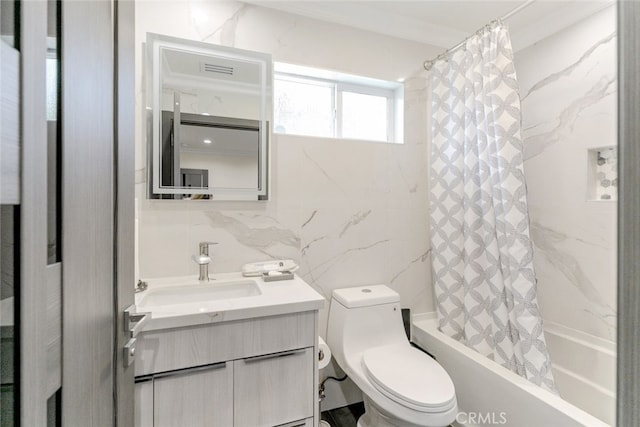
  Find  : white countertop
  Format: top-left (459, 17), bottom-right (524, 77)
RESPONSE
top-left (135, 272), bottom-right (325, 332)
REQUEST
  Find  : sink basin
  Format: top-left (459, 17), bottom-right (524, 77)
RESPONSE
top-left (138, 279), bottom-right (261, 308)
top-left (132, 272), bottom-right (325, 332)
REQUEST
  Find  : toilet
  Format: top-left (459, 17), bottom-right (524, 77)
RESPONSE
top-left (326, 285), bottom-right (457, 427)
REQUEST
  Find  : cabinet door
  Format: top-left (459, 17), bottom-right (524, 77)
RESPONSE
top-left (134, 379), bottom-right (153, 427)
top-left (154, 362), bottom-right (233, 427)
top-left (234, 348), bottom-right (314, 427)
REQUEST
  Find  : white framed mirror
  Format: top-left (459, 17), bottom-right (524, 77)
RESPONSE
top-left (145, 33), bottom-right (271, 200)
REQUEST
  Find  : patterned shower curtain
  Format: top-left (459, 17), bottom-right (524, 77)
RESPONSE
top-left (429, 22), bottom-right (556, 392)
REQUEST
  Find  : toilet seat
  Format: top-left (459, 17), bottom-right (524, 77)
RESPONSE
top-left (361, 344), bottom-right (456, 413)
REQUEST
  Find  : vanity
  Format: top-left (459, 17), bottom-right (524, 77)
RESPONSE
top-left (133, 273), bottom-right (324, 427)
top-left (135, 31), bottom-right (321, 426)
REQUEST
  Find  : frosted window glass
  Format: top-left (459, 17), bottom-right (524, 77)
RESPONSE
top-left (341, 91), bottom-right (388, 142)
top-left (274, 79), bottom-right (334, 137)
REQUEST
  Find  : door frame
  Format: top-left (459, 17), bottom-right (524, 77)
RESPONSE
top-left (115, 0), bottom-right (136, 425)
top-left (617, 1), bottom-right (640, 425)
top-left (20, 1), bottom-right (49, 425)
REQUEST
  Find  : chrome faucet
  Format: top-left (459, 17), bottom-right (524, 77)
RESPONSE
top-left (192, 242), bottom-right (218, 281)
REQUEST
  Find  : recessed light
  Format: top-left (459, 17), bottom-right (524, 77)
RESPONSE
top-left (203, 139), bottom-right (212, 144)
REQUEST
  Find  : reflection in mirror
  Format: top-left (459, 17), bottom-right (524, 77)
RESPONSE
top-left (146, 33), bottom-right (271, 200)
top-left (160, 112), bottom-right (261, 199)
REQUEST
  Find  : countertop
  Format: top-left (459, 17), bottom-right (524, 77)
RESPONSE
top-left (135, 272), bottom-right (325, 332)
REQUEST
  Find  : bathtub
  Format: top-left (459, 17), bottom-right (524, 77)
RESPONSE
top-left (411, 314), bottom-right (610, 427)
top-left (543, 321), bottom-right (616, 425)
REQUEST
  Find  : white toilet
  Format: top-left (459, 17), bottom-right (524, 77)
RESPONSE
top-left (326, 285), bottom-right (457, 427)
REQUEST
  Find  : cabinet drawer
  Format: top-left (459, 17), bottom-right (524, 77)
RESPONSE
top-left (234, 347), bottom-right (314, 427)
top-left (134, 379), bottom-right (153, 427)
top-left (136, 311), bottom-right (315, 376)
top-left (154, 363), bottom-right (234, 427)
top-left (275, 418), bottom-right (314, 427)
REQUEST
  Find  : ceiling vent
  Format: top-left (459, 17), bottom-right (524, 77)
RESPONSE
top-left (201, 62), bottom-right (234, 76)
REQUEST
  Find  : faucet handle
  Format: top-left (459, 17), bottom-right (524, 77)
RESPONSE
top-left (198, 241), bottom-right (218, 255)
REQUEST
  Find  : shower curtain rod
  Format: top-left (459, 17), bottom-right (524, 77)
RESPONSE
top-left (422, 0), bottom-right (536, 70)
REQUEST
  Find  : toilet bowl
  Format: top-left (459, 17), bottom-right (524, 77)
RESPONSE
top-left (326, 285), bottom-right (457, 427)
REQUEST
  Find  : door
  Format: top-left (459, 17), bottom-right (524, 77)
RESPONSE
top-left (1, 1), bottom-right (21, 425)
top-left (13, 0), bottom-right (136, 426)
top-left (60, 0), bottom-right (136, 425)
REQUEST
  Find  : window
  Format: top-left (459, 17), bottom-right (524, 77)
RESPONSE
top-left (274, 63), bottom-right (403, 143)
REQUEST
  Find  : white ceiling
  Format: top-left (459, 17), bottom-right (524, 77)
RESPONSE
top-left (247, 0), bottom-right (614, 51)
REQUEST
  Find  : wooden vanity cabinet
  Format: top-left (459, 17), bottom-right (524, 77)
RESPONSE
top-left (134, 311), bottom-right (318, 427)
top-left (153, 362), bottom-right (234, 427)
top-left (234, 347), bottom-right (314, 427)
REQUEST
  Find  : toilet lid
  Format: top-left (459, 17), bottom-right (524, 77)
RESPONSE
top-left (362, 344), bottom-right (456, 412)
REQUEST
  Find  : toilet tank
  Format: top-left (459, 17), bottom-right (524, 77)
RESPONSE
top-left (327, 285), bottom-right (408, 363)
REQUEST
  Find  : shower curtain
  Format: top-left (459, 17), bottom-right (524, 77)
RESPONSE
top-left (429, 22), bottom-right (556, 392)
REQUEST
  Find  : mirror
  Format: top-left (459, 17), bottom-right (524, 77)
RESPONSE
top-left (146, 33), bottom-right (271, 200)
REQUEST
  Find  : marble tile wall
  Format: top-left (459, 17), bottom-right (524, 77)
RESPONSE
top-left (515, 5), bottom-right (617, 342)
top-left (135, 1), bottom-right (440, 337)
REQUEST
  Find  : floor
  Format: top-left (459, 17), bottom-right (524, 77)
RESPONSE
top-left (320, 402), bottom-right (366, 427)
top-left (320, 402), bottom-right (453, 427)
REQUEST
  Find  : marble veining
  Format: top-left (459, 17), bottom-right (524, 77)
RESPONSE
top-left (520, 32), bottom-right (615, 101)
top-left (389, 249), bottom-right (431, 285)
top-left (203, 211), bottom-right (300, 253)
top-left (517, 5), bottom-right (617, 350)
top-left (302, 239), bottom-right (390, 282)
top-left (200, 3), bottom-right (249, 46)
top-left (391, 156), bottom-right (421, 194)
top-left (523, 76), bottom-right (616, 161)
top-left (339, 210), bottom-right (372, 238)
top-left (301, 210), bottom-right (318, 228)
top-left (583, 308), bottom-right (616, 336)
top-left (301, 236), bottom-right (327, 255)
top-left (530, 222), bottom-right (615, 315)
top-left (302, 147), bottom-right (348, 195)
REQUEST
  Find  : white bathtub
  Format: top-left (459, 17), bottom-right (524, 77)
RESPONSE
top-left (543, 321), bottom-right (616, 425)
top-left (411, 314), bottom-right (610, 427)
